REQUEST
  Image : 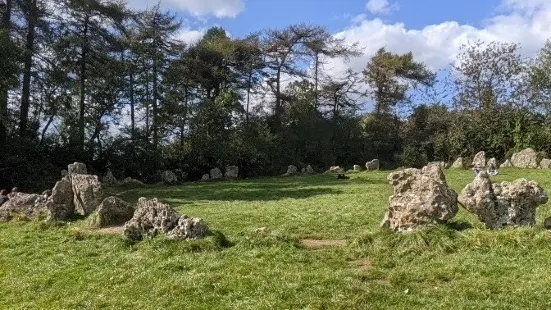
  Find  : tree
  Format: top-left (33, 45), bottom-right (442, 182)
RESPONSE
top-left (529, 40), bottom-right (551, 117)
top-left (363, 47), bottom-right (435, 115)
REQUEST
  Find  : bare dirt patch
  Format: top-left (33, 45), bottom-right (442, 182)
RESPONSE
top-left (299, 239), bottom-right (346, 249)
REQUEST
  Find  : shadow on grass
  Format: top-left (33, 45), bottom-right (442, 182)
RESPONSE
top-left (113, 176), bottom-right (354, 203)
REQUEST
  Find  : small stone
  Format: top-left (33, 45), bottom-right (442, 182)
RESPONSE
top-left (161, 170), bottom-right (178, 184)
top-left (89, 196), bottom-right (134, 228)
top-left (68, 162), bottom-right (87, 176)
top-left (225, 166), bottom-right (239, 178)
top-left (365, 159), bottom-right (380, 171)
top-left (472, 151), bottom-right (486, 168)
top-left (353, 165), bottom-right (362, 171)
top-left (210, 168), bottom-right (223, 180)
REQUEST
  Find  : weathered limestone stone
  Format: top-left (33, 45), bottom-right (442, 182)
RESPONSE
top-left (365, 159), bottom-right (380, 171)
top-left (428, 161), bottom-right (446, 169)
top-left (0, 193), bottom-right (49, 221)
top-left (201, 174), bottom-right (210, 181)
top-left (46, 176), bottom-right (75, 220)
top-left (167, 216), bottom-right (208, 240)
top-left (161, 170), bottom-right (178, 184)
top-left (381, 165), bottom-right (459, 232)
top-left (472, 151), bottom-right (486, 168)
top-left (225, 166), bottom-right (239, 178)
top-left (121, 177), bottom-right (144, 186)
top-left (210, 168), bottom-right (223, 180)
top-left (511, 148), bottom-right (540, 168)
top-left (353, 165), bottom-right (362, 171)
top-left (71, 174), bottom-right (103, 216)
top-left (544, 217), bottom-right (551, 230)
top-left (285, 165), bottom-right (298, 175)
top-left (61, 170), bottom-right (68, 178)
top-left (500, 159), bottom-right (513, 168)
top-left (487, 158), bottom-right (497, 169)
top-left (451, 157), bottom-right (465, 169)
top-left (89, 196), bottom-right (134, 228)
top-left (102, 170), bottom-right (118, 185)
top-left (539, 159), bottom-right (551, 169)
top-left (68, 162), bottom-right (87, 176)
top-left (458, 172), bottom-right (548, 228)
top-left (329, 166), bottom-right (344, 173)
top-left (123, 197), bottom-right (208, 241)
top-left (306, 165), bottom-right (315, 174)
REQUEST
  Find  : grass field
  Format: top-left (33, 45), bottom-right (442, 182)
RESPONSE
top-left (1, 168), bottom-right (551, 309)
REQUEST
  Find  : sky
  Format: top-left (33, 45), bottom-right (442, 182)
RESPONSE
top-left (125, 0), bottom-right (551, 74)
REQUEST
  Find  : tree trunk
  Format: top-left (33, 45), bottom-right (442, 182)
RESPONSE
top-left (78, 15), bottom-right (90, 156)
top-left (129, 70), bottom-right (135, 140)
top-left (0, 0), bottom-right (13, 159)
top-left (246, 65), bottom-right (252, 123)
top-left (19, 0), bottom-right (38, 138)
top-left (314, 53), bottom-right (319, 109)
top-left (152, 57), bottom-right (158, 150)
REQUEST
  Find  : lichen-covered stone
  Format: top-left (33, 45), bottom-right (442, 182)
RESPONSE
top-left (511, 148), bottom-right (540, 168)
top-left (284, 165), bottom-right (298, 175)
top-left (225, 166), bottom-right (239, 178)
top-left (353, 165), bottom-right (362, 171)
top-left (472, 151), bottom-right (486, 168)
top-left (102, 170), bottom-right (118, 185)
top-left (0, 193), bottom-right (49, 222)
top-left (381, 165), bottom-right (458, 232)
top-left (306, 165), bottom-right (315, 174)
top-left (210, 168), bottom-right (223, 180)
top-left (500, 159), bottom-right (513, 168)
top-left (46, 176), bottom-right (74, 220)
top-left (451, 157), bottom-right (465, 169)
top-left (68, 162), bottom-right (87, 176)
top-left (89, 196), bottom-right (134, 228)
top-left (201, 174), bottom-right (210, 181)
top-left (161, 170), bottom-right (178, 184)
top-left (458, 173), bottom-right (548, 228)
top-left (365, 159), bottom-right (380, 171)
top-left (71, 174), bottom-right (103, 216)
top-left (539, 159), bottom-right (551, 169)
top-left (123, 197), bottom-right (208, 241)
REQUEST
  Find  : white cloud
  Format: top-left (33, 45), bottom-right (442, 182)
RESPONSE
top-left (127, 0), bottom-right (245, 18)
top-left (365, 0), bottom-right (399, 15)
top-left (329, 0), bottom-right (551, 78)
top-left (176, 28), bottom-right (206, 44)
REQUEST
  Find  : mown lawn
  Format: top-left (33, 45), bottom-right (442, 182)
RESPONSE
top-left (1, 168), bottom-right (551, 309)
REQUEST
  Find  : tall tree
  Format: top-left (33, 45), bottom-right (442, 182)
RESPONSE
top-left (363, 47), bottom-right (435, 115)
top-left (0, 0), bottom-right (16, 154)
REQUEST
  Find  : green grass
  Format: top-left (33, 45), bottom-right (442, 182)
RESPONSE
top-left (2, 168), bottom-right (551, 309)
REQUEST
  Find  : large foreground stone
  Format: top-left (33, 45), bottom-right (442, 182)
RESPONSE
top-left (89, 196), bottom-right (134, 228)
top-left (46, 176), bottom-right (75, 220)
top-left (511, 148), bottom-right (540, 168)
top-left (381, 165), bottom-right (458, 232)
top-left (123, 198), bottom-right (208, 241)
top-left (458, 173), bottom-right (548, 228)
top-left (71, 174), bottom-right (103, 216)
top-left (0, 193), bottom-right (49, 221)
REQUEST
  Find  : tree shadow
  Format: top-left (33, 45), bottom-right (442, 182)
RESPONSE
top-left (115, 176), bottom-right (347, 203)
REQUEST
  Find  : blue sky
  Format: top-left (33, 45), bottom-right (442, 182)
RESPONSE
top-left (127, 0), bottom-right (550, 73)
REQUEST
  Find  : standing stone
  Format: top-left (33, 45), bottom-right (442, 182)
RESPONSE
top-left (365, 159), bottom-right (380, 171)
top-left (89, 196), bottom-right (134, 228)
top-left (500, 159), bottom-right (513, 168)
top-left (511, 148), bottom-right (540, 168)
top-left (486, 158), bottom-right (497, 170)
top-left (428, 161), bottom-right (446, 169)
top-left (0, 193), bottom-right (49, 221)
top-left (225, 166), bottom-right (239, 179)
top-left (458, 172), bottom-right (548, 228)
top-left (102, 170), bottom-right (118, 185)
top-left (210, 168), bottom-right (223, 180)
top-left (61, 170), bottom-right (68, 178)
top-left (201, 174), bottom-right (210, 181)
top-left (451, 157), bottom-right (465, 169)
top-left (46, 176), bottom-right (75, 221)
top-left (381, 165), bottom-right (458, 232)
top-left (71, 174), bottom-right (103, 216)
top-left (68, 162), bottom-right (87, 176)
top-left (472, 151), bottom-right (486, 168)
top-left (353, 165), bottom-right (362, 172)
top-left (161, 170), bottom-right (178, 184)
top-left (539, 159), bottom-right (551, 169)
top-left (123, 197), bottom-right (208, 241)
top-left (306, 165), bottom-right (314, 174)
top-left (285, 165), bottom-right (298, 175)
top-left (544, 217), bottom-right (551, 230)
top-left (329, 166), bottom-right (344, 173)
